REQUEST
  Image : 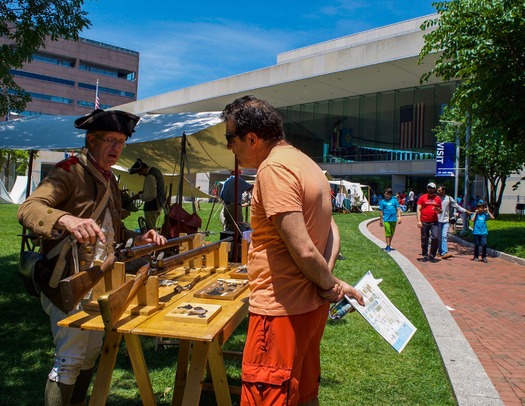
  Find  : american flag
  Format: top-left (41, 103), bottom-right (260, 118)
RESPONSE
top-left (399, 103), bottom-right (425, 149)
top-left (95, 79), bottom-right (100, 109)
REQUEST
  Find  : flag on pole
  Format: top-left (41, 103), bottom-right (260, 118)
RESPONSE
top-left (399, 103), bottom-right (425, 150)
top-left (95, 79), bottom-right (100, 109)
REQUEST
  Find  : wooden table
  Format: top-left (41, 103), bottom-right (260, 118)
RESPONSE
top-left (59, 270), bottom-right (249, 406)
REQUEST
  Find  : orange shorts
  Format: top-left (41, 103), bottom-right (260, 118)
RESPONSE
top-left (241, 303), bottom-right (330, 406)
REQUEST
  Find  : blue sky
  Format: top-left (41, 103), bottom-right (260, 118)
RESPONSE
top-left (81, 0), bottom-right (436, 100)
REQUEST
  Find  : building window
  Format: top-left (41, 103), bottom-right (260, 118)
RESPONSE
top-left (28, 92), bottom-right (74, 104)
top-left (78, 82), bottom-right (135, 98)
top-left (77, 100), bottom-right (111, 109)
top-left (10, 70), bottom-right (75, 86)
top-left (32, 52), bottom-right (75, 67)
top-left (79, 63), bottom-right (136, 81)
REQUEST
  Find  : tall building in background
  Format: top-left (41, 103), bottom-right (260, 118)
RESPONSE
top-left (0, 36), bottom-right (139, 186)
top-left (2, 36), bottom-right (139, 117)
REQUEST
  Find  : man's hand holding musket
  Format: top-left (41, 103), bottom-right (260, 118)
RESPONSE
top-left (58, 214), bottom-right (166, 246)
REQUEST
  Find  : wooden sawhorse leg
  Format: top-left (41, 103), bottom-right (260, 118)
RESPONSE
top-left (89, 331), bottom-right (156, 406)
top-left (124, 334), bottom-right (156, 405)
top-left (89, 331), bottom-right (122, 406)
top-left (172, 337), bottom-right (232, 406)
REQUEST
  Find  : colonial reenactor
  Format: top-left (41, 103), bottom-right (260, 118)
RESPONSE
top-left (17, 109), bottom-right (166, 406)
top-left (129, 158), bottom-right (167, 230)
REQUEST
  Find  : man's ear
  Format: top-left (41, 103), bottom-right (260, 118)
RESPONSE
top-left (247, 132), bottom-right (257, 145)
top-left (86, 133), bottom-right (95, 148)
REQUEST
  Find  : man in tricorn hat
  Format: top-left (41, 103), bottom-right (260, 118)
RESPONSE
top-left (18, 109), bottom-right (166, 406)
top-left (129, 158), bottom-right (167, 230)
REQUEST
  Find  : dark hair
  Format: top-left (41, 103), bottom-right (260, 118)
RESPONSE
top-left (221, 95), bottom-right (284, 141)
top-left (438, 185), bottom-right (446, 191)
top-left (384, 187), bottom-right (393, 194)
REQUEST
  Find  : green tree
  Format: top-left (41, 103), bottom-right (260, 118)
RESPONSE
top-left (0, 148), bottom-right (30, 190)
top-left (420, 0), bottom-right (525, 216)
top-left (0, 0), bottom-right (91, 116)
top-left (419, 0), bottom-right (525, 146)
top-left (468, 130), bottom-right (522, 217)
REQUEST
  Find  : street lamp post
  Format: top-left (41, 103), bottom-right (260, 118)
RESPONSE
top-left (462, 121), bottom-right (471, 234)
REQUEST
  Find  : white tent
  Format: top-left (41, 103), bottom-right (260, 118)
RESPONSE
top-left (0, 112), bottom-right (234, 174)
top-left (0, 176), bottom-right (37, 204)
top-left (0, 178), bottom-right (13, 203)
top-left (9, 176), bottom-right (29, 204)
top-left (329, 180), bottom-right (372, 211)
top-left (0, 112), bottom-right (234, 199)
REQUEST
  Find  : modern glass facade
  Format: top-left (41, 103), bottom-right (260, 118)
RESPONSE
top-left (280, 81), bottom-right (458, 165)
top-left (278, 81), bottom-right (459, 198)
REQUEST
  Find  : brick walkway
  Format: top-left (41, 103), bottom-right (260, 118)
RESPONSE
top-left (367, 215), bottom-right (525, 405)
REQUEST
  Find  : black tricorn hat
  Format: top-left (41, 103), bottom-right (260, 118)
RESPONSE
top-left (74, 109), bottom-right (140, 137)
top-left (129, 158), bottom-right (147, 174)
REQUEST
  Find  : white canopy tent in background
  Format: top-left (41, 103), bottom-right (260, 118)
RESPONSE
top-left (0, 176), bottom-right (37, 204)
top-left (0, 114), bottom-right (368, 209)
top-left (0, 112), bottom-right (234, 199)
top-left (0, 178), bottom-right (13, 203)
top-left (329, 179), bottom-right (372, 211)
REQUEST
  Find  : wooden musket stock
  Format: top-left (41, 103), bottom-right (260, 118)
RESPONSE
top-left (98, 237), bottom-right (233, 330)
top-left (59, 234), bottom-right (198, 313)
top-left (116, 233), bottom-right (197, 262)
top-left (59, 254), bottom-right (116, 313)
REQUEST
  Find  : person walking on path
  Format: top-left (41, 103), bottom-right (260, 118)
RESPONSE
top-left (407, 188), bottom-right (415, 212)
top-left (222, 95), bottom-right (364, 405)
top-left (471, 199), bottom-right (494, 263)
top-left (437, 185), bottom-right (471, 259)
top-left (378, 187), bottom-right (402, 252)
top-left (416, 182), bottom-right (442, 262)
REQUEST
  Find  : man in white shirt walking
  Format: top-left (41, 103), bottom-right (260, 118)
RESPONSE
top-left (437, 185), bottom-right (471, 259)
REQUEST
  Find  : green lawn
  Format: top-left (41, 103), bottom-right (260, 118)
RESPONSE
top-left (0, 202), bottom-right (468, 405)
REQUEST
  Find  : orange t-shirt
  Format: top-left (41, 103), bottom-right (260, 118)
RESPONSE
top-left (248, 144), bottom-right (333, 316)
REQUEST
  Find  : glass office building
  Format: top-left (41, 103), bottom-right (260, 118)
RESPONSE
top-left (280, 81), bottom-right (458, 195)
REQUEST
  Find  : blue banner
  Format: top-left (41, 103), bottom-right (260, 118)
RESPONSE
top-left (436, 142), bottom-right (455, 177)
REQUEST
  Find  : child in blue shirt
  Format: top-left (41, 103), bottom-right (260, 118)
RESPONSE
top-left (470, 200), bottom-right (494, 263)
top-left (379, 188), bottom-right (402, 252)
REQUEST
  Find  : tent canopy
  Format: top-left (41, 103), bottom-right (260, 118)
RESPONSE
top-left (112, 165), bottom-right (211, 199)
top-left (0, 112), bottom-right (234, 174)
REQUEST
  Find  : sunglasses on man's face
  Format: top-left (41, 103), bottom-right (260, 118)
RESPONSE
top-left (225, 132), bottom-right (240, 144)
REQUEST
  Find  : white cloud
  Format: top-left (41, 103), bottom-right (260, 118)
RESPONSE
top-left (84, 19), bottom-right (301, 98)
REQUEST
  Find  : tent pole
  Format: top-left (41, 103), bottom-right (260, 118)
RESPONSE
top-left (233, 161), bottom-right (239, 262)
top-left (20, 150), bottom-right (36, 255)
top-left (205, 196), bottom-right (217, 232)
top-left (177, 133), bottom-right (186, 207)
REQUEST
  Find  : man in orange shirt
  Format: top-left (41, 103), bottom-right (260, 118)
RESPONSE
top-left (221, 95), bottom-right (364, 406)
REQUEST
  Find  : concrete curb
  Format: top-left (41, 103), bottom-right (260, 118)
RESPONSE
top-left (359, 217), bottom-right (503, 406)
